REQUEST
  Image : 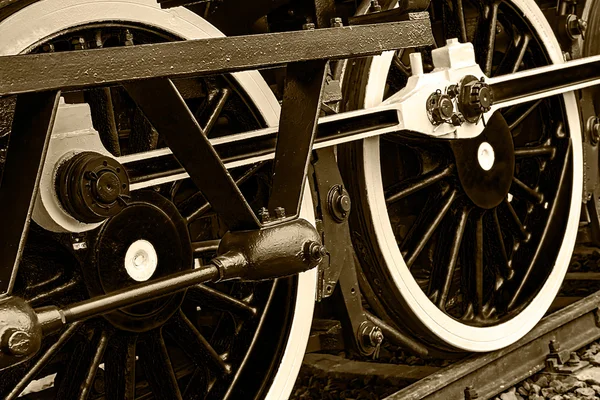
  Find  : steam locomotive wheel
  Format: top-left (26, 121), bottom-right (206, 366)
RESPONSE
top-left (0, 1), bottom-right (316, 398)
top-left (340, 0), bottom-right (582, 352)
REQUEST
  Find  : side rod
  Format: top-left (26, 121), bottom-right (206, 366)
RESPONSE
top-left (489, 54), bottom-right (600, 107)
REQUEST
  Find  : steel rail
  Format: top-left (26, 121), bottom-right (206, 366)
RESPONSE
top-left (0, 20), bottom-right (433, 96)
top-left (383, 290), bottom-right (600, 400)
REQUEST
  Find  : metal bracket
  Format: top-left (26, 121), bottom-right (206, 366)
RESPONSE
top-left (311, 148), bottom-right (382, 356)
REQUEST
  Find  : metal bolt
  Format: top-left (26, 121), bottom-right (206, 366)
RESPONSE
top-left (124, 29), bottom-right (134, 46)
top-left (94, 31), bottom-right (103, 49)
top-left (370, 0), bottom-right (382, 12)
top-left (369, 327), bottom-right (384, 346)
top-left (549, 339), bottom-right (560, 353)
top-left (1, 329), bottom-right (33, 356)
top-left (330, 17), bottom-right (343, 28)
top-left (258, 207), bottom-right (271, 223)
top-left (71, 37), bottom-right (86, 50)
top-left (305, 241), bottom-right (327, 263)
top-left (274, 207), bottom-right (286, 219)
top-left (337, 191), bottom-right (351, 214)
top-left (42, 43), bottom-right (55, 53)
top-left (567, 352), bottom-right (581, 366)
top-left (587, 117), bottom-right (600, 145)
top-left (451, 113), bottom-right (465, 126)
top-left (464, 386), bottom-right (479, 400)
top-left (328, 185), bottom-right (351, 222)
top-left (359, 322), bottom-right (384, 352)
top-left (447, 84), bottom-right (459, 98)
top-left (566, 15), bottom-right (587, 38)
top-left (302, 18), bottom-right (316, 30)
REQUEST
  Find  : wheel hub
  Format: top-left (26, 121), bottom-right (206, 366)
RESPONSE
top-left (86, 190), bottom-right (193, 332)
top-left (57, 151), bottom-right (130, 223)
top-left (124, 239), bottom-right (158, 282)
top-left (451, 112), bottom-right (514, 209)
top-left (477, 142), bottom-right (495, 171)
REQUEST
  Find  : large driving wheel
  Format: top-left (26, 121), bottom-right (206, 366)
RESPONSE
top-left (340, 0), bottom-right (582, 352)
top-left (0, 1), bottom-right (315, 398)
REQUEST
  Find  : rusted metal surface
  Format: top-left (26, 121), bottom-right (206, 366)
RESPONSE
top-left (0, 20), bottom-right (434, 96)
top-left (303, 353), bottom-right (440, 387)
top-left (384, 290), bottom-right (600, 400)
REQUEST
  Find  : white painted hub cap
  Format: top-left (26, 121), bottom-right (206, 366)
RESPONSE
top-left (125, 239), bottom-right (158, 281)
top-left (477, 142), bottom-right (495, 171)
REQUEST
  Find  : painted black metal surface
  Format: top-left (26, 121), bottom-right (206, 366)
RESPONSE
top-left (450, 111), bottom-right (514, 209)
top-left (86, 190), bottom-right (192, 333)
top-left (123, 78), bottom-right (261, 231)
top-left (0, 20), bottom-right (434, 96)
top-left (268, 60), bottom-right (327, 217)
top-left (490, 57), bottom-right (600, 104)
top-left (125, 109), bottom-right (400, 186)
top-left (0, 91), bottom-right (60, 296)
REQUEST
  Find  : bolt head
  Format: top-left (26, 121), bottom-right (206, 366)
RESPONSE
top-left (274, 207), bottom-right (286, 219)
top-left (302, 22), bottom-right (316, 30)
top-left (305, 241), bottom-right (327, 263)
top-left (330, 17), bottom-right (343, 27)
top-left (337, 194), bottom-right (351, 213)
top-left (439, 97), bottom-right (454, 119)
top-left (369, 328), bottom-right (384, 346)
top-left (7, 330), bottom-right (33, 356)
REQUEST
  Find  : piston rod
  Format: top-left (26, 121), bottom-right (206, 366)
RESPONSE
top-left (0, 218), bottom-right (325, 370)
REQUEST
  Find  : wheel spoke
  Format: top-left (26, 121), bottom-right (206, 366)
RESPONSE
top-left (492, 209), bottom-right (513, 281)
top-left (514, 144), bottom-right (556, 159)
top-left (495, 33), bottom-right (531, 76)
top-left (462, 211), bottom-right (484, 317)
top-left (55, 328), bottom-right (102, 399)
top-left (27, 278), bottom-right (80, 307)
top-left (138, 329), bottom-right (183, 400)
top-left (401, 187), bottom-right (458, 268)
top-left (392, 52), bottom-right (412, 77)
top-left (185, 162), bottom-right (266, 224)
top-left (165, 310), bottom-right (231, 376)
top-left (454, 0), bottom-right (468, 43)
top-left (192, 240), bottom-right (221, 256)
top-left (123, 78), bottom-right (260, 231)
top-left (187, 285), bottom-right (258, 319)
top-left (86, 88), bottom-right (121, 156)
top-left (4, 322), bottom-right (83, 400)
top-left (500, 198), bottom-right (531, 241)
top-left (506, 99), bottom-right (542, 130)
top-left (429, 206), bottom-right (469, 309)
top-left (484, 2), bottom-right (500, 76)
top-left (104, 334), bottom-right (137, 400)
top-left (386, 165), bottom-right (454, 205)
top-left (511, 176), bottom-right (544, 204)
top-left (78, 330), bottom-right (109, 400)
top-left (508, 140), bottom-right (572, 309)
top-left (0, 91), bottom-right (60, 295)
top-left (200, 87), bottom-right (230, 136)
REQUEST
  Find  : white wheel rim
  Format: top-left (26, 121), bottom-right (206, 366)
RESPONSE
top-left (0, 1), bottom-right (316, 396)
top-left (359, 0), bottom-right (582, 351)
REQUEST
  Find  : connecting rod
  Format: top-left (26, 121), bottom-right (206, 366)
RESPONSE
top-left (0, 218), bottom-right (325, 370)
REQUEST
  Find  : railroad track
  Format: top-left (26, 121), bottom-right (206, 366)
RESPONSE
top-left (297, 246), bottom-right (600, 400)
top-left (385, 287), bottom-right (600, 399)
